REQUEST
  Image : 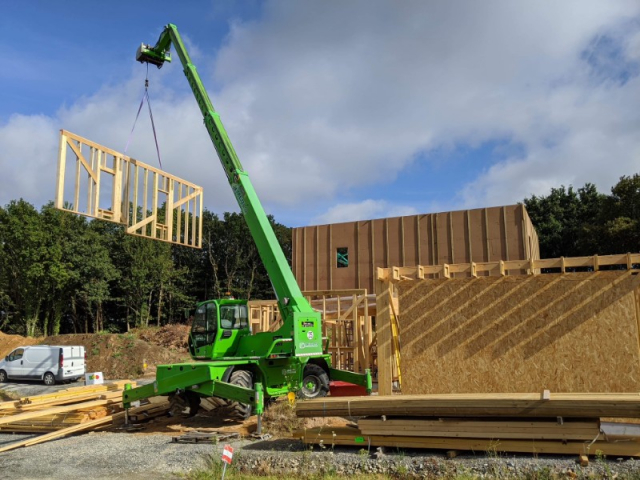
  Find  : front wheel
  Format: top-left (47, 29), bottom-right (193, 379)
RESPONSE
top-left (298, 364), bottom-right (330, 400)
top-left (227, 370), bottom-right (253, 421)
top-left (0, 370), bottom-right (7, 383)
top-left (43, 372), bottom-right (56, 386)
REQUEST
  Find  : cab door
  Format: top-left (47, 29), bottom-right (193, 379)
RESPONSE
top-left (213, 303), bottom-right (249, 358)
top-left (4, 348), bottom-right (26, 378)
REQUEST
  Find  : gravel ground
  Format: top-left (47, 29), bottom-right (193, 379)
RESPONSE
top-left (3, 430), bottom-right (640, 479)
top-left (4, 381), bottom-right (640, 479)
top-left (0, 379), bottom-right (82, 399)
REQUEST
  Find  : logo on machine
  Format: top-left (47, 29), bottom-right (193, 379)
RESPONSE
top-left (302, 321), bottom-right (314, 327)
top-left (300, 342), bottom-right (319, 349)
top-left (306, 331), bottom-right (314, 340)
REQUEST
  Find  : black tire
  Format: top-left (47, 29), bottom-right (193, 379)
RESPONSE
top-left (185, 391), bottom-right (202, 417)
top-left (298, 364), bottom-right (330, 400)
top-left (205, 395), bottom-right (227, 411)
top-left (168, 392), bottom-right (188, 416)
top-left (0, 370), bottom-right (6, 383)
top-left (227, 370), bottom-right (253, 421)
top-left (43, 372), bottom-right (56, 386)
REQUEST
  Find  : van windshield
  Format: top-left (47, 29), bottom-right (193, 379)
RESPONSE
top-left (7, 348), bottom-right (24, 361)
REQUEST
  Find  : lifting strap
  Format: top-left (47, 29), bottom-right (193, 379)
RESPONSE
top-left (124, 64), bottom-right (163, 169)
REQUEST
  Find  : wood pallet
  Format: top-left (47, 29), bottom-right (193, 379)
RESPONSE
top-left (295, 426), bottom-right (640, 457)
top-left (357, 417), bottom-right (600, 441)
top-left (296, 392), bottom-right (640, 418)
top-left (295, 392), bottom-right (640, 458)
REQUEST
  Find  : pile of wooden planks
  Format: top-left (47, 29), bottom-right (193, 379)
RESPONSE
top-left (0, 381), bottom-right (169, 453)
top-left (295, 392), bottom-right (640, 459)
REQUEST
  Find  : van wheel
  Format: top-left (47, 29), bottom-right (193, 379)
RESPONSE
top-left (43, 372), bottom-right (56, 385)
top-left (0, 370), bottom-right (6, 383)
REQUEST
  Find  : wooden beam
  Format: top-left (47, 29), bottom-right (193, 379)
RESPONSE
top-left (375, 278), bottom-right (394, 395)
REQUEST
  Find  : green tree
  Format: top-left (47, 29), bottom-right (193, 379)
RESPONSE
top-left (599, 174), bottom-right (640, 254)
top-left (524, 184), bottom-right (606, 258)
top-left (0, 200), bottom-right (50, 336)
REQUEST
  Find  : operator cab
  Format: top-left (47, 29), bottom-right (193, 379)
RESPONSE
top-left (189, 299), bottom-right (250, 360)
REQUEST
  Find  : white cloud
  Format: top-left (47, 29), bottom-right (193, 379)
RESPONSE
top-left (0, 114), bottom-right (58, 204)
top-left (312, 199), bottom-right (418, 225)
top-left (0, 1), bottom-right (638, 226)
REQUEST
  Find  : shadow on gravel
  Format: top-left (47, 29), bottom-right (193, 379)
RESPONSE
top-left (241, 438), bottom-right (307, 452)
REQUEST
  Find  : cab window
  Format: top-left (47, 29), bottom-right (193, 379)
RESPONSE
top-left (7, 348), bottom-right (24, 361)
top-left (220, 305), bottom-right (248, 330)
top-left (192, 303), bottom-right (218, 333)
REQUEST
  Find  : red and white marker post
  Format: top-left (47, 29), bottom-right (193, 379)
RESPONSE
top-left (221, 444), bottom-right (233, 479)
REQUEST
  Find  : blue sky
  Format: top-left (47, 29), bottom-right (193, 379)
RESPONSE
top-left (1, 1), bottom-right (639, 227)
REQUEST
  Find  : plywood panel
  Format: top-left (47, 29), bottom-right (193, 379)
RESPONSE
top-left (387, 217), bottom-right (403, 268)
top-left (399, 271), bottom-right (640, 394)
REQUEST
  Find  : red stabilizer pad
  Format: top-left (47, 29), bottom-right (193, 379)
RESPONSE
top-left (329, 381), bottom-right (367, 397)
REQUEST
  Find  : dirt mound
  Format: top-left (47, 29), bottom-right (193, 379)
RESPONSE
top-left (132, 324), bottom-right (190, 351)
top-left (0, 331), bottom-right (40, 358)
top-left (43, 333), bottom-right (190, 380)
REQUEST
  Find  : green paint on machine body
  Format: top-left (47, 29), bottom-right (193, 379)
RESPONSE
top-left (123, 24), bottom-right (371, 415)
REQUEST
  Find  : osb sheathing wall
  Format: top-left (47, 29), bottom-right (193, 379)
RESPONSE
top-left (293, 205), bottom-right (539, 293)
top-left (399, 271), bottom-right (640, 394)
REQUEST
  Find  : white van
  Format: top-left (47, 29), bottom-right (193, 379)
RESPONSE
top-left (0, 345), bottom-right (85, 385)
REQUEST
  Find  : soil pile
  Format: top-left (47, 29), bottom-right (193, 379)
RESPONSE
top-left (132, 324), bottom-right (190, 351)
top-left (44, 333), bottom-right (190, 380)
top-left (0, 331), bottom-right (40, 358)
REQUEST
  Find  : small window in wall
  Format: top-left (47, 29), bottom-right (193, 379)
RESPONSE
top-left (337, 247), bottom-right (349, 268)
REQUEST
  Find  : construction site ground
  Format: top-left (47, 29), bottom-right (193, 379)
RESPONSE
top-left (3, 328), bottom-right (640, 478)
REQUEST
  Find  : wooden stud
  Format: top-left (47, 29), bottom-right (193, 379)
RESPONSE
top-left (375, 279), bottom-right (394, 395)
top-left (54, 131), bottom-right (67, 209)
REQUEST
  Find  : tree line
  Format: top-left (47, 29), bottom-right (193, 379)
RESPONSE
top-left (0, 174), bottom-right (637, 337)
top-left (523, 174), bottom-right (639, 259)
top-left (0, 201), bottom-right (290, 337)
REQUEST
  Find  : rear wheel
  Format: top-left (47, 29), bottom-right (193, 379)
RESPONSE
top-left (299, 364), bottom-right (330, 400)
top-left (0, 370), bottom-right (6, 383)
top-left (185, 391), bottom-right (201, 417)
top-left (168, 392), bottom-right (188, 416)
top-left (227, 370), bottom-right (253, 421)
top-left (43, 372), bottom-right (56, 386)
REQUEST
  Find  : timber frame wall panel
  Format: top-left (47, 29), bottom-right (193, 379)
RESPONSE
top-left (55, 130), bottom-right (203, 248)
top-left (373, 253), bottom-right (640, 395)
top-left (292, 205), bottom-right (539, 292)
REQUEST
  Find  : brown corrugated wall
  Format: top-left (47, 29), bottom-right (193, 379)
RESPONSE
top-left (292, 205), bottom-right (540, 292)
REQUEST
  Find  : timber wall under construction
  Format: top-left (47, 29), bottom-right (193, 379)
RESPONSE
top-left (398, 270), bottom-right (640, 394)
top-left (292, 205), bottom-right (539, 292)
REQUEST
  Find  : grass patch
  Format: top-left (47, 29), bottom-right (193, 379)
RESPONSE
top-left (262, 397), bottom-right (304, 437)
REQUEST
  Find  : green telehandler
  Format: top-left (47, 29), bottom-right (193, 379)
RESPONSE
top-left (122, 24), bottom-right (372, 432)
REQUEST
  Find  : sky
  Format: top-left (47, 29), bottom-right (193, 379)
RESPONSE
top-left (1, 1), bottom-right (639, 227)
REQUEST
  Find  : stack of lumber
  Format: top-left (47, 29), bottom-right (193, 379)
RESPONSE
top-left (295, 392), bottom-right (640, 458)
top-left (0, 381), bottom-right (170, 453)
